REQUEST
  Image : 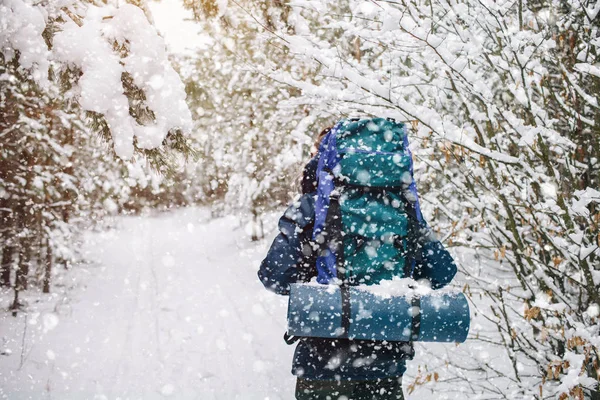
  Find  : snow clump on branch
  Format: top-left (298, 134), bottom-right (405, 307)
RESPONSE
top-left (1, 0), bottom-right (192, 159)
top-left (0, 0), bottom-right (50, 84)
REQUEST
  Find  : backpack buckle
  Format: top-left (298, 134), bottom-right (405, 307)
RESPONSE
top-left (283, 332), bottom-right (301, 345)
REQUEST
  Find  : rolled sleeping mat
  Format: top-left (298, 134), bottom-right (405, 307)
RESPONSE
top-left (287, 283), bottom-right (470, 343)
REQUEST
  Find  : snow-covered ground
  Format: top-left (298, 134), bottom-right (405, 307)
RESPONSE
top-left (0, 208), bottom-right (480, 400)
top-left (0, 209), bottom-right (295, 399)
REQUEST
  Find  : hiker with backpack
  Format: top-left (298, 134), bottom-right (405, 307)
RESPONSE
top-left (258, 118), bottom-right (462, 400)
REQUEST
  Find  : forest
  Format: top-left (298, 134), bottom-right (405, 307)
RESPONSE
top-left (0, 0), bottom-right (599, 399)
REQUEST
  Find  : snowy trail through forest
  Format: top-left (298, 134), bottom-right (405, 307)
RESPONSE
top-left (0, 209), bottom-right (296, 399)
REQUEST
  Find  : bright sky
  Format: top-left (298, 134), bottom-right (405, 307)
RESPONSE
top-left (149, 0), bottom-right (212, 54)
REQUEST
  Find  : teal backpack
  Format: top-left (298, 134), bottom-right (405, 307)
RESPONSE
top-left (313, 117), bottom-right (425, 286)
top-left (285, 117), bottom-right (469, 344)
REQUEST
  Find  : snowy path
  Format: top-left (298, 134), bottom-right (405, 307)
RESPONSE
top-left (0, 209), bottom-right (295, 399)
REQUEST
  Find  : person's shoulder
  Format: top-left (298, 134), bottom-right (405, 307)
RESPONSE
top-left (282, 193), bottom-right (315, 229)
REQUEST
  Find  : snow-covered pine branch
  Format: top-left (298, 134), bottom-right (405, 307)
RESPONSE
top-left (1, 0), bottom-right (193, 166)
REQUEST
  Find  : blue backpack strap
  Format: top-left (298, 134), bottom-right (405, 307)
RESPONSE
top-left (399, 124), bottom-right (426, 279)
top-left (313, 121), bottom-right (344, 284)
top-left (402, 124), bottom-right (424, 226)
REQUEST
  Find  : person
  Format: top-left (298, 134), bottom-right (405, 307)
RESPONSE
top-left (258, 123), bottom-right (457, 400)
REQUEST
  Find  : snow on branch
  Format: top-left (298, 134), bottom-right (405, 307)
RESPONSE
top-left (1, 0), bottom-right (192, 160)
top-left (0, 0), bottom-right (50, 84)
top-left (279, 33), bottom-right (520, 165)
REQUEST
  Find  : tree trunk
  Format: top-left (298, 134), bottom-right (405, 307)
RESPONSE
top-left (586, 357), bottom-right (600, 400)
top-left (0, 245), bottom-right (12, 287)
top-left (43, 237), bottom-right (52, 293)
top-left (11, 242), bottom-right (32, 316)
top-left (250, 210), bottom-right (264, 241)
top-left (10, 284), bottom-right (19, 317)
top-left (16, 244), bottom-right (30, 291)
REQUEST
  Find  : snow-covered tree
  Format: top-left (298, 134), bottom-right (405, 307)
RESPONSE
top-left (1, 0), bottom-right (194, 167)
top-left (1, 58), bottom-right (103, 309)
top-left (0, 0), bottom-right (195, 309)
top-left (178, 0), bottom-right (331, 238)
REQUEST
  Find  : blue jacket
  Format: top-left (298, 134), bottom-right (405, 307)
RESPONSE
top-left (258, 158), bottom-right (457, 380)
